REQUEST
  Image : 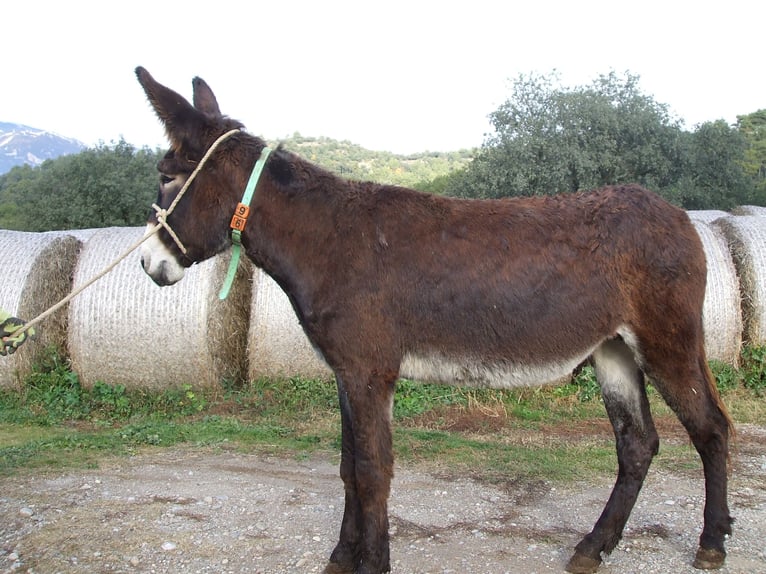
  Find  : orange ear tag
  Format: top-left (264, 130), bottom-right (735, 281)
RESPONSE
top-left (220, 146), bottom-right (272, 301)
top-left (230, 203), bottom-right (250, 231)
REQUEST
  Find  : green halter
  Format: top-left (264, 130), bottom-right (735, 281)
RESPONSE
top-left (218, 146), bottom-right (273, 300)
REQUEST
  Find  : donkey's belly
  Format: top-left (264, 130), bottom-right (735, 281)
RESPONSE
top-left (400, 347), bottom-right (596, 388)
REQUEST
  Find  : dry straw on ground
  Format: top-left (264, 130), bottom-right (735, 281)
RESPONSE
top-left (68, 227), bottom-right (251, 390)
top-left (248, 269), bottom-right (332, 381)
top-left (0, 230), bottom-right (82, 388)
top-left (715, 216), bottom-right (766, 346)
top-left (690, 220), bottom-right (742, 365)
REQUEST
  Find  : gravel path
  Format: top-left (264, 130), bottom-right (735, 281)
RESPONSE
top-left (1, 426), bottom-right (765, 574)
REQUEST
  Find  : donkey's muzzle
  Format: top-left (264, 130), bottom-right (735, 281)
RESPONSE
top-left (140, 225), bottom-right (186, 286)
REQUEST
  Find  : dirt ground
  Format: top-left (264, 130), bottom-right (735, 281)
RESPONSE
top-left (1, 425), bottom-right (765, 574)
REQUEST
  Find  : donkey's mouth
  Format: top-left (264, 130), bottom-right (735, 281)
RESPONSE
top-left (142, 259), bottom-right (185, 287)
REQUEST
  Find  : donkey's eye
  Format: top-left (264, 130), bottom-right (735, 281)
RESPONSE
top-left (160, 174), bottom-right (174, 185)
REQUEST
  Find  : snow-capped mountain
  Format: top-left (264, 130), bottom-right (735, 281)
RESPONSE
top-left (0, 122), bottom-right (85, 174)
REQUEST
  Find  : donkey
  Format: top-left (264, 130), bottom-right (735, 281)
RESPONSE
top-left (135, 67), bottom-right (733, 574)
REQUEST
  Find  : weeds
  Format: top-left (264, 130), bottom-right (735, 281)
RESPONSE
top-left (1, 357), bottom-right (214, 427)
top-left (739, 346), bottom-right (766, 393)
top-left (394, 379), bottom-right (467, 418)
top-left (1, 348), bottom-right (765, 477)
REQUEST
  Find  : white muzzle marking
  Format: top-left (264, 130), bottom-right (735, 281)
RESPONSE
top-left (140, 224), bottom-right (186, 286)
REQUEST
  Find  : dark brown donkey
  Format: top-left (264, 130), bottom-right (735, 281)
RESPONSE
top-left (135, 67), bottom-right (733, 574)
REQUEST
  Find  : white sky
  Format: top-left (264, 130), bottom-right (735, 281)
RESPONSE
top-left (3, 1), bottom-right (764, 154)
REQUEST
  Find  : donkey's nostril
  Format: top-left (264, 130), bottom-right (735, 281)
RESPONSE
top-left (140, 256), bottom-right (146, 268)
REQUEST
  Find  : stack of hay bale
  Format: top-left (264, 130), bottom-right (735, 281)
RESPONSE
top-left (716, 215), bottom-right (766, 347)
top-left (4, 203), bottom-right (766, 389)
top-left (247, 269), bottom-right (332, 381)
top-left (687, 212), bottom-right (743, 365)
top-left (0, 230), bottom-right (82, 388)
top-left (67, 227), bottom-right (251, 389)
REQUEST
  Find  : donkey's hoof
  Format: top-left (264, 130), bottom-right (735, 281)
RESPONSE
top-left (327, 544), bottom-right (357, 573)
top-left (566, 551), bottom-right (602, 574)
top-left (323, 562), bottom-right (354, 574)
top-left (693, 547), bottom-right (725, 570)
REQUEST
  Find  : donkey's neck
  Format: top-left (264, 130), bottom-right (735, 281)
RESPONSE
top-left (244, 156), bottom-right (360, 323)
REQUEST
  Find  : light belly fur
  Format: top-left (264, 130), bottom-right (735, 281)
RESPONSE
top-left (400, 347), bottom-right (597, 389)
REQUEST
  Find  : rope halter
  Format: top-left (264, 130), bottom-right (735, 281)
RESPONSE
top-left (4, 128), bottom-right (249, 340)
top-left (151, 128), bottom-right (243, 255)
top-left (151, 204), bottom-right (189, 255)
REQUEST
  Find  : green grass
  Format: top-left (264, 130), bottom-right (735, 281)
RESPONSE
top-left (393, 427), bottom-right (617, 480)
top-left (1, 347), bottom-right (765, 479)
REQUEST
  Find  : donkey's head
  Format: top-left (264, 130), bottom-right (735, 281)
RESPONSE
top-left (135, 67), bottom-right (257, 286)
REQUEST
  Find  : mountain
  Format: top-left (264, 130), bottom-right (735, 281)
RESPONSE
top-left (0, 122), bottom-right (85, 174)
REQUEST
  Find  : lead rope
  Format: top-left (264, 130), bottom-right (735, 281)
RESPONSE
top-left (5, 128), bottom-right (243, 339)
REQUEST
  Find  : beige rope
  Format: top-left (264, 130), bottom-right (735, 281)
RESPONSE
top-left (151, 128), bottom-right (242, 254)
top-left (5, 128), bottom-right (243, 340)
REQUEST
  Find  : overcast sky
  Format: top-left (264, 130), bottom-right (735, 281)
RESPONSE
top-left (3, 1), bottom-right (764, 154)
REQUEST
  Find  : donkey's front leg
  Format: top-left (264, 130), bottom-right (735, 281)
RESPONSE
top-left (328, 377), bottom-right (364, 571)
top-left (327, 370), bottom-right (396, 574)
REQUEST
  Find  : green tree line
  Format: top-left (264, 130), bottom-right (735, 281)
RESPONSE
top-left (279, 133), bottom-right (474, 187)
top-left (0, 140), bottom-right (161, 231)
top-left (0, 137), bottom-right (473, 232)
top-left (1, 71), bottom-right (763, 232)
top-left (442, 71), bottom-right (765, 209)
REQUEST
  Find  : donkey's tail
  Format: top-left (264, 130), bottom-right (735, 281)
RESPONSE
top-left (700, 346), bottom-right (736, 445)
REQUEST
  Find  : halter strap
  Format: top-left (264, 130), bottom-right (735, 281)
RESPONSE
top-left (152, 128), bottom-right (242, 254)
top-left (218, 146), bottom-right (273, 300)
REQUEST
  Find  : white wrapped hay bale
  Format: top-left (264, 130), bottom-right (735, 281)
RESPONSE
top-left (715, 216), bottom-right (766, 346)
top-left (687, 210), bottom-right (729, 223)
top-left (690, 220), bottom-right (742, 365)
top-left (60, 228), bottom-right (101, 242)
top-left (248, 269), bottom-right (332, 381)
top-left (68, 227), bottom-right (251, 390)
top-left (0, 230), bottom-right (82, 388)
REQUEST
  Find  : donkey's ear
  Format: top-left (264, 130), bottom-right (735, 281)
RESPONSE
top-left (135, 66), bottom-right (204, 148)
top-left (192, 76), bottom-right (221, 116)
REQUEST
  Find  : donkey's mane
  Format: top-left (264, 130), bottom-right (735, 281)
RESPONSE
top-left (265, 142), bottom-right (376, 201)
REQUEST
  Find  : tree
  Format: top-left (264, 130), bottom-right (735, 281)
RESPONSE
top-left (446, 71), bottom-right (685, 199)
top-left (1, 139), bottom-right (161, 231)
top-left (664, 121), bottom-right (751, 210)
top-left (0, 164), bottom-right (40, 228)
top-left (737, 110), bottom-right (766, 204)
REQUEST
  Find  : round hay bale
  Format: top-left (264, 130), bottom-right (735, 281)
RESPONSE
top-left (58, 228), bottom-right (101, 242)
top-left (715, 216), bottom-right (766, 346)
top-left (0, 230), bottom-right (81, 388)
top-left (248, 269), bottom-right (332, 381)
top-left (687, 210), bottom-right (729, 223)
top-left (68, 227), bottom-right (251, 390)
top-left (690, 220), bottom-right (742, 365)
top-left (731, 205), bottom-right (766, 217)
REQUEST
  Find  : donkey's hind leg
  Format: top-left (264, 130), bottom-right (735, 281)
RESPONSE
top-left (566, 338), bottom-right (659, 574)
top-left (644, 344), bottom-right (732, 570)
